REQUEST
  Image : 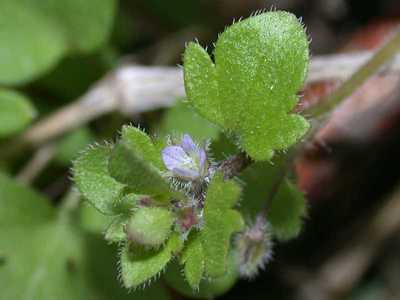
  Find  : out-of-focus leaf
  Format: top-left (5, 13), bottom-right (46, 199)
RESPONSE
top-left (25, 0), bottom-right (117, 53)
top-left (267, 179), bottom-right (307, 240)
top-left (0, 172), bottom-right (144, 300)
top-left (0, 1), bottom-right (66, 85)
top-left (73, 144), bottom-right (125, 215)
top-left (55, 128), bottom-right (94, 165)
top-left (0, 88), bottom-right (36, 137)
top-left (79, 202), bottom-right (113, 235)
top-left (0, 0), bottom-right (116, 85)
top-left (240, 161), bottom-right (307, 241)
top-left (159, 101), bottom-right (219, 141)
top-left (38, 53), bottom-right (113, 101)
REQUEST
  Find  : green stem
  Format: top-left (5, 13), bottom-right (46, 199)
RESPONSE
top-left (306, 28), bottom-right (400, 117)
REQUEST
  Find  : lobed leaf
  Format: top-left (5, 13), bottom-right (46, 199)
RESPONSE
top-left (184, 11), bottom-right (310, 160)
top-left (0, 88), bottom-right (36, 137)
top-left (120, 233), bottom-right (183, 289)
top-left (73, 144), bottom-right (125, 215)
top-left (201, 174), bottom-right (244, 278)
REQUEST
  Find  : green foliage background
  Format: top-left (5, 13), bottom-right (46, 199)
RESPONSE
top-left (0, 2), bottom-right (309, 300)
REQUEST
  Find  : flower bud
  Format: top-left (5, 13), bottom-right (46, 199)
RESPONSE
top-left (125, 207), bottom-right (174, 248)
top-left (235, 215), bottom-right (273, 278)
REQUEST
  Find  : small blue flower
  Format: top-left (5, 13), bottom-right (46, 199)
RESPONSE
top-left (162, 134), bottom-right (208, 181)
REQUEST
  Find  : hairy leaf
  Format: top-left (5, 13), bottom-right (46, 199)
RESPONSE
top-left (184, 11), bottom-right (309, 160)
top-left (165, 252), bottom-right (239, 299)
top-left (0, 88), bottom-right (36, 137)
top-left (120, 125), bottom-right (165, 170)
top-left (201, 174), bottom-right (244, 278)
top-left (108, 142), bottom-right (170, 198)
top-left (120, 233), bottom-right (183, 289)
top-left (73, 144), bottom-right (125, 215)
top-left (180, 232), bottom-right (205, 289)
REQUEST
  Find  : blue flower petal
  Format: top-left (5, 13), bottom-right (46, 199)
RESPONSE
top-left (172, 167), bottom-right (199, 181)
top-left (162, 146), bottom-right (190, 171)
top-left (181, 134), bottom-right (197, 153)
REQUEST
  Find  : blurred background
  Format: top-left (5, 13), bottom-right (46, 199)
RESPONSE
top-left (2, 0), bottom-right (400, 300)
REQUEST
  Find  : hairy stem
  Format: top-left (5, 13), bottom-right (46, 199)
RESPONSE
top-left (218, 152), bottom-right (253, 180)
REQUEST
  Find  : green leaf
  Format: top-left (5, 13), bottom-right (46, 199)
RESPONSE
top-left (0, 1), bottom-right (66, 85)
top-left (0, 172), bottom-right (53, 227)
top-left (0, 172), bottom-right (137, 300)
top-left (55, 127), bottom-right (94, 165)
top-left (24, 0), bottom-right (116, 53)
top-left (184, 11), bottom-right (310, 160)
top-left (108, 130), bottom-right (170, 198)
top-left (83, 234), bottom-right (171, 300)
top-left (165, 252), bottom-right (239, 299)
top-left (201, 174), bottom-right (244, 278)
top-left (80, 201), bottom-right (113, 234)
top-left (0, 88), bottom-right (36, 137)
top-left (126, 207), bottom-right (174, 247)
top-left (104, 215), bottom-right (129, 243)
top-left (180, 232), bottom-right (205, 289)
top-left (210, 133), bottom-right (240, 161)
top-left (120, 233), bottom-right (183, 289)
top-left (73, 144), bottom-right (125, 215)
top-left (267, 179), bottom-right (307, 241)
top-left (159, 101), bottom-right (219, 141)
top-left (120, 125), bottom-right (164, 170)
top-left (239, 161), bottom-right (307, 241)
